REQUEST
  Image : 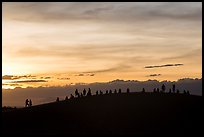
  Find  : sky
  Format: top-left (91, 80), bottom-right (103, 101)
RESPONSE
top-left (2, 2), bottom-right (202, 89)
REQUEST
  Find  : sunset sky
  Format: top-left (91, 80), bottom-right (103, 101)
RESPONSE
top-left (2, 2), bottom-right (202, 89)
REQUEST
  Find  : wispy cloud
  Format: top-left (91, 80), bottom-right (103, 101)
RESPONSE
top-left (57, 78), bottom-right (70, 80)
top-left (2, 83), bottom-right (22, 87)
top-left (40, 77), bottom-right (51, 79)
top-left (145, 64), bottom-right (183, 68)
top-left (84, 64), bottom-right (130, 73)
top-left (147, 74), bottom-right (161, 77)
top-left (3, 3), bottom-right (201, 23)
top-left (75, 73), bottom-right (95, 76)
top-left (9, 80), bottom-right (48, 83)
top-left (89, 74), bottom-right (95, 76)
top-left (162, 49), bottom-right (201, 60)
top-left (2, 75), bottom-right (36, 80)
top-left (75, 74), bottom-right (84, 76)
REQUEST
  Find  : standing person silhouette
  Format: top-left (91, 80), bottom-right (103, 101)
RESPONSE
top-left (75, 89), bottom-right (79, 97)
top-left (96, 90), bottom-right (99, 95)
top-left (25, 99), bottom-right (29, 107)
top-left (142, 88), bottom-right (145, 93)
top-left (127, 88), bottom-right (130, 93)
top-left (83, 89), bottom-right (87, 96)
top-left (118, 88), bottom-right (122, 93)
top-left (29, 99), bottom-right (32, 107)
top-left (172, 84), bottom-right (176, 93)
top-left (156, 88), bottom-right (159, 93)
top-left (114, 89), bottom-right (117, 94)
top-left (161, 84), bottom-right (166, 93)
top-left (87, 88), bottom-right (92, 96)
top-left (109, 89), bottom-right (112, 94)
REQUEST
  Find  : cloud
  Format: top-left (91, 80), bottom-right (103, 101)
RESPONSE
top-left (44, 77), bottom-right (51, 79)
top-left (84, 64), bottom-right (130, 74)
top-left (2, 75), bottom-right (15, 80)
top-left (40, 77), bottom-right (51, 79)
top-left (2, 75), bottom-right (36, 80)
top-left (75, 74), bottom-right (84, 76)
top-left (162, 49), bottom-right (202, 61)
top-left (84, 6), bottom-right (114, 16)
top-left (3, 3), bottom-right (201, 23)
top-left (9, 80), bottom-right (48, 83)
top-left (75, 73), bottom-right (95, 76)
top-left (2, 83), bottom-right (22, 87)
top-left (89, 74), bottom-right (95, 76)
top-left (145, 64), bottom-right (183, 68)
top-left (147, 74), bottom-right (161, 77)
top-left (57, 78), bottom-right (70, 80)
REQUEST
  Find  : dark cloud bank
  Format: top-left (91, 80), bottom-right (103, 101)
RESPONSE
top-left (147, 74), bottom-right (161, 77)
top-left (2, 75), bottom-right (36, 80)
top-left (10, 80), bottom-right (48, 83)
top-left (145, 64), bottom-right (183, 68)
top-left (2, 78), bottom-right (202, 107)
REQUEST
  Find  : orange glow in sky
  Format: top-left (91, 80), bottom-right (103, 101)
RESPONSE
top-left (2, 2), bottom-right (202, 89)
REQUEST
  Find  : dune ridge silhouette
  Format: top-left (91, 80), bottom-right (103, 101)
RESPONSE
top-left (2, 89), bottom-right (202, 135)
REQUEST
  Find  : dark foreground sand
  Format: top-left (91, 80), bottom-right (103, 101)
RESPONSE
top-left (2, 92), bottom-right (202, 135)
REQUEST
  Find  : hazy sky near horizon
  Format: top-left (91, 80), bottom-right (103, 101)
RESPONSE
top-left (2, 2), bottom-right (202, 89)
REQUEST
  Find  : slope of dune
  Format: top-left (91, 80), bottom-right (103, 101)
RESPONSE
top-left (2, 92), bottom-right (202, 135)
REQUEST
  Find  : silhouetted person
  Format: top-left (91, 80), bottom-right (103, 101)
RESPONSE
top-left (183, 90), bottom-right (186, 95)
top-left (87, 88), bottom-right (92, 96)
top-left (176, 89), bottom-right (180, 94)
top-left (83, 89), bottom-right (87, 96)
top-left (96, 90), bottom-right (99, 95)
top-left (172, 84), bottom-right (176, 93)
top-left (29, 99), bottom-right (32, 107)
top-left (161, 84), bottom-right (166, 93)
top-left (153, 88), bottom-right (156, 93)
top-left (127, 88), bottom-right (130, 93)
top-left (114, 89), bottom-right (117, 94)
top-left (187, 90), bottom-right (190, 95)
top-left (169, 89), bottom-right (172, 93)
top-left (25, 99), bottom-right (29, 107)
top-left (65, 96), bottom-right (68, 100)
top-left (142, 88), bottom-right (145, 93)
top-left (75, 89), bottom-right (80, 97)
top-left (109, 89), bottom-right (112, 94)
top-left (56, 97), bottom-right (59, 102)
top-left (156, 88), bottom-right (159, 93)
top-left (100, 90), bottom-right (103, 95)
top-left (80, 93), bottom-right (83, 97)
top-left (118, 88), bottom-right (122, 93)
top-left (106, 90), bottom-right (108, 94)
top-left (70, 94), bottom-right (74, 99)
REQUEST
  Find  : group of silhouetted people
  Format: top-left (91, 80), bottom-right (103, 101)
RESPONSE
top-left (25, 99), bottom-right (32, 107)
top-left (55, 84), bottom-right (190, 103)
top-left (56, 88), bottom-right (126, 102)
top-left (104, 88), bottom-right (123, 95)
top-left (153, 84), bottom-right (190, 95)
top-left (74, 88), bottom-right (92, 98)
